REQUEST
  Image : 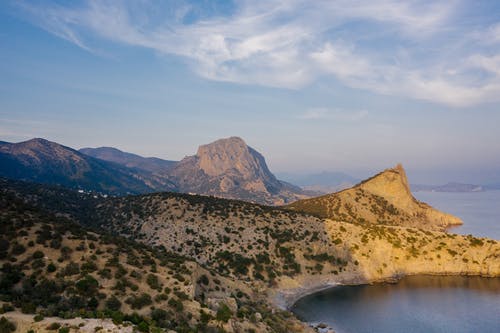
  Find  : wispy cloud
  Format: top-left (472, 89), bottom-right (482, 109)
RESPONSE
top-left (13, 0), bottom-right (500, 107)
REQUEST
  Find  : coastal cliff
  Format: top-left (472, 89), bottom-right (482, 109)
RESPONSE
top-left (285, 164), bottom-right (463, 231)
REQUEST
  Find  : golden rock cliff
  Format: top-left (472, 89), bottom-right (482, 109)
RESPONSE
top-left (286, 164), bottom-right (463, 231)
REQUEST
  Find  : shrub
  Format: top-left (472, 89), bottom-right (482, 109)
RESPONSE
top-left (197, 274), bottom-right (209, 286)
top-left (167, 298), bottom-right (183, 312)
top-left (32, 251), bottom-right (44, 259)
top-left (216, 303), bottom-right (232, 323)
top-left (105, 296), bottom-right (122, 311)
top-left (0, 317), bottom-right (16, 333)
top-left (146, 274), bottom-right (161, 291)
top-left (47, 263), bottom-right (57, 273)
top-left (127, 293), bottom-right (152, 310)
top-left (76, 275), bottom-right (99, 295)
top-left (11, 243), bottom-right (25, 255)
top-left (46, 322), bottom-right (61, 330)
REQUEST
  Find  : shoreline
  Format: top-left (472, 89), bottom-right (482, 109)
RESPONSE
top-left (274, 271), bottom-right (498, 311)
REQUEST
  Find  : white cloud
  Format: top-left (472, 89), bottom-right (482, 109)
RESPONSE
top-left (14, 0), bottom-right (500, 107)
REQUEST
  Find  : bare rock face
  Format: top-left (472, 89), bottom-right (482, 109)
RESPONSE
top-left (285, 164), bottom-right (463, 230)
top-left (168, 137), bottom-right (308, 205)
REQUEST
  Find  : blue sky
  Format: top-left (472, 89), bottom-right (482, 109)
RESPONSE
top-left (1, 0), bottom-right (500, 184)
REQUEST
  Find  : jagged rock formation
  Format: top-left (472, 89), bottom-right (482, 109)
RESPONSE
top-left (0, 138), bottom-right (176, 194)
top-left (285, 164), bottom-right (463, 231)
top-left (167, 137), bottom-right (308, 205)
top-left (80, 146), bottom-right (177, 173)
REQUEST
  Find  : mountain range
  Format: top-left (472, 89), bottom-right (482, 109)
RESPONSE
top-left (0, 137), bottom-right (309, 205)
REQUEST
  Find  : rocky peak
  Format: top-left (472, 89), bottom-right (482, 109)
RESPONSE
top-left (195, 137), bottom-right (276, 182)
top-left (356, 163), bottom-right (414, 209)
top-left (168, 137), bottom-right (307, 205)
top-left (285, 164), bottom-right (463, 230)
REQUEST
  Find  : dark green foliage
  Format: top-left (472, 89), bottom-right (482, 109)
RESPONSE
top-left (75, 275), bottom-right (99, 295)
top-left (46, 322), bottom-right (61, 330)
top-left (216, 303), bottom-right (232, 323)
top-left (126, 293), bottom-right (152, 310)
top-left (105, 296), bottom-right (122, 311)
top-left (0, 317), bottom-right (15, 333)
top-left (10, 243), bottom-right (25, 255)
top-left (146, 273), bottom-right (161, 291)
top-left (197, 274), bottom-right (209, 286)
top-left (60, 262), bottom-right (79, 276)
top-left (216, 251), bottom-right (254, 275)
top-left (168, 298), bottom-right (184, 311)
top-left (46, 262), bottom-right (57, 273)
top-left (32, 250), bottom-right (44, 259)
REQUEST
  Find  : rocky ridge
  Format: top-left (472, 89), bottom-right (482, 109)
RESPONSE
top-left (285, 164), bottom-right (463, 231)
top-left (0, 139), bottom-right (176, 194)
top-left (79, 147), bottom-right (176, 173)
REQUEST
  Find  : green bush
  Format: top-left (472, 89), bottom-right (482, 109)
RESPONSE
top-left (32, 250), bottom-right (44, 259)
top-left (0, 317), bottom-right (16, 333)
top-left (216, 303), bottom-right (232, 323)
top-left (46, 322), bottom-right (61, 330)
top-left (34, 314), bottom-right (44, 322)
top-left (47, 263), bottom-right (57, 273)
top-left (76, 275), bottom-right (99, 295)
top-left (146, 274), bottom-right (161, 291)
top-left (105, 296), bottom-right (122, 311)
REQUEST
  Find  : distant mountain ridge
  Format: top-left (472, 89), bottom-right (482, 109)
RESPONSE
top-left (277, 171), bottom-right (359, 194)
top-left (0, 138), bottom-right (176, 194)
top-left (1, 137), bottom-right (308, 204)
top-left (412, 182), bottom-right (484, 192)
top-left (80, 146), bottom-right (177, 173)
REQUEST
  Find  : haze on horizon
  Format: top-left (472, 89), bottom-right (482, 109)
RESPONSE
top-left (1, 0), bottom-right (500, 184)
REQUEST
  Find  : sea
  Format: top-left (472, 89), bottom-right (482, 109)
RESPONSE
top-left (291, 190), bottom-right (500, 333)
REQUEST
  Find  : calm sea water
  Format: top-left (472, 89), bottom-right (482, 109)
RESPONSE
top-left (292, 191), bottom-right (500, 333)
top-left (292, 276), bottom-right (500, 333)
top-left (414, 190), bottom-right (500, 240)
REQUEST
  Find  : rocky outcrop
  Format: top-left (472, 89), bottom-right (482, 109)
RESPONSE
top-left (285, 164), bottom-right (463, 230)
top-left (168, 137), bottom-right (308, 205)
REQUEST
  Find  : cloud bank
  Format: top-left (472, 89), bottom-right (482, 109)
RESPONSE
top-left (15, 0), bottom-right (500, 107)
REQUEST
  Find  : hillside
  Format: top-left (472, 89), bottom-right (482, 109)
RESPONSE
top-left (0, 183), bottom-right (310, 333)
top-left (285, 164), bottom-right (463, 231)
top-left (80, 147), bottom-right (177, 173)
top-left (167, 137), bottom-right (308, 205)
top-left (0, 139), bottom-right (176, 195)
top-left (2, 176), bottom-right (497, 288)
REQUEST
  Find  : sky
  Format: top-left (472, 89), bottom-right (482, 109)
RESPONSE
top-left (1, 0), bottom-right (500, 184)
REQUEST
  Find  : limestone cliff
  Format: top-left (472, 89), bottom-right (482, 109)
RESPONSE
top-left (167, 137), bottom-right (309, 205)
top-left (285, 164), bottom-right (463, 231)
